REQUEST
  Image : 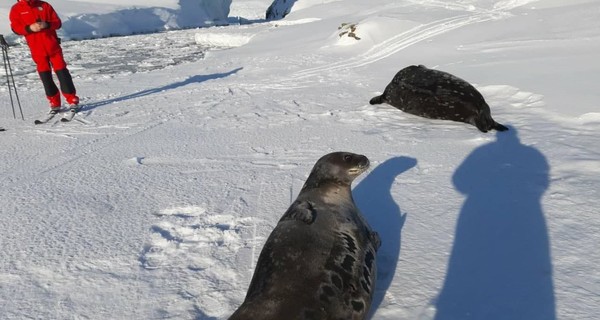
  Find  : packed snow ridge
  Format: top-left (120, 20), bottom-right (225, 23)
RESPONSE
top-left (58, 0), bottom-right (233, 40)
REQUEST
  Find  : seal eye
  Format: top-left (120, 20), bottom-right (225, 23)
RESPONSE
top-left (343, 154), bottom-right (353, 162)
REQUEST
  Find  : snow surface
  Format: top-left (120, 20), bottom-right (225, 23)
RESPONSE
top-left (1, 0), bottom-right (599, 319)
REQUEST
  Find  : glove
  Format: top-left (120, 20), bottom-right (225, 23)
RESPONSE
top-left (29, 22), bottom-right (48, 32)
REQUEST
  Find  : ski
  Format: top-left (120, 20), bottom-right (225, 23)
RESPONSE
top-left (34, 111), bottom-right (59, 125)
top-left (60, 109), bottom-right (78, 122)
top-left (34, 105), bottom-right (87, 125)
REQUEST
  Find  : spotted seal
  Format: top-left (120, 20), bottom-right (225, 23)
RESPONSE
top-left (229, 152), bottom-right (381, 320)
top-left (370, 65), bottom-right (508, 132)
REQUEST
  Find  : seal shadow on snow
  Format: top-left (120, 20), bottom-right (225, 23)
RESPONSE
top-left (353, 156), bottom-right (418, 318)
top-left (83, 67), bottom-right (243, 112)
top-left (434, 126), bottom-right (556, 320)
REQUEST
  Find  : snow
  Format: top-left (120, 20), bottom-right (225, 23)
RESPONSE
top-left (0, 0), bottom-right (599, 319)
top-left (1, 0), bottom-right (233, 40)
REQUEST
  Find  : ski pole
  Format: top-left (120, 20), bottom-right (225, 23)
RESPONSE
top-left (0, 36), bottom-right (15, 119)
top-left (0, 34), bottom-right (24, 120)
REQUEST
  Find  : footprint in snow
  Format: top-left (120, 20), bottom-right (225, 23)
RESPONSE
top-left (139, 205), bottom-right (260, 318)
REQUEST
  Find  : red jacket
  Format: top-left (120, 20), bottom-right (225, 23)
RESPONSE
top-left (9, 0), bottom-right (62, 58)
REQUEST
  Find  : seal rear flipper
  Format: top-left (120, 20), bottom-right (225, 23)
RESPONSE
top-left (475, 116), bottom-right (509, 132)
top-left (280, 200), bottom-right (317, 224)
top-left (369, 95), bottom-right (384, 105)
top-left (493, 122), bottom-right (509, 132)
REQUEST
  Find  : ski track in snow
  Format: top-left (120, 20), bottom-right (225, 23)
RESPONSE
top-left (288, 0), bottom-right (528, 81)
top-left (292, 12), bottom-right (507, 79)
top-left (237, 0), bottom-right (536, 92)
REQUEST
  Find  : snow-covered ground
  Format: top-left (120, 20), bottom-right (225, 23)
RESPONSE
top-left (0, 0), bottom-right (599, 319)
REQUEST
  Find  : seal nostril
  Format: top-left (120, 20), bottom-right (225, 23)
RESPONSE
top-left (359, 157), bottom-right (370, 168)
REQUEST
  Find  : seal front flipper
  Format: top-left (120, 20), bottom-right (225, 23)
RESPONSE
top-left (280, 200), bottom-right (317, 224)
top-left (370, 231), bottom-right (381, 250)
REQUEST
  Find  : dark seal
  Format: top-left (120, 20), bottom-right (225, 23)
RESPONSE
top-left (370, 65), bottom-right (508, 132)
top-left (229, 152), bottom-right (381, 320)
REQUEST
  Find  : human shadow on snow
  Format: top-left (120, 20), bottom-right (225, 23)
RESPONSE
top-left (434, 126), bottom-right (556, 320)
top-left (83, 67), bottom-right (242, 111)
top-left (353, 156), bottom-right (417, 319)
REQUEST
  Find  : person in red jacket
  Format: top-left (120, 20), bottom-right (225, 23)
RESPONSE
top-left (9, 0), bottom-right (79, 114)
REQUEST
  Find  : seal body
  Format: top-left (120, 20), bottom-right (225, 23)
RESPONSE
top-left (229, 152), bottom-right (381, 320)
top-left (370, 65), bottom-right (508, 132)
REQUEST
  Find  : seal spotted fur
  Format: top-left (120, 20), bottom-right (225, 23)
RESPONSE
top-left (229, 152), bottom-right (381, 320)
top-left (370, 65), bottom-right (508, 132)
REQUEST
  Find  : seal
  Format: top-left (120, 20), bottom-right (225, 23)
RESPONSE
top-left (370, 65), bottom-right (508, 132)
top-left (229, 152), bottom-right (381, 320)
